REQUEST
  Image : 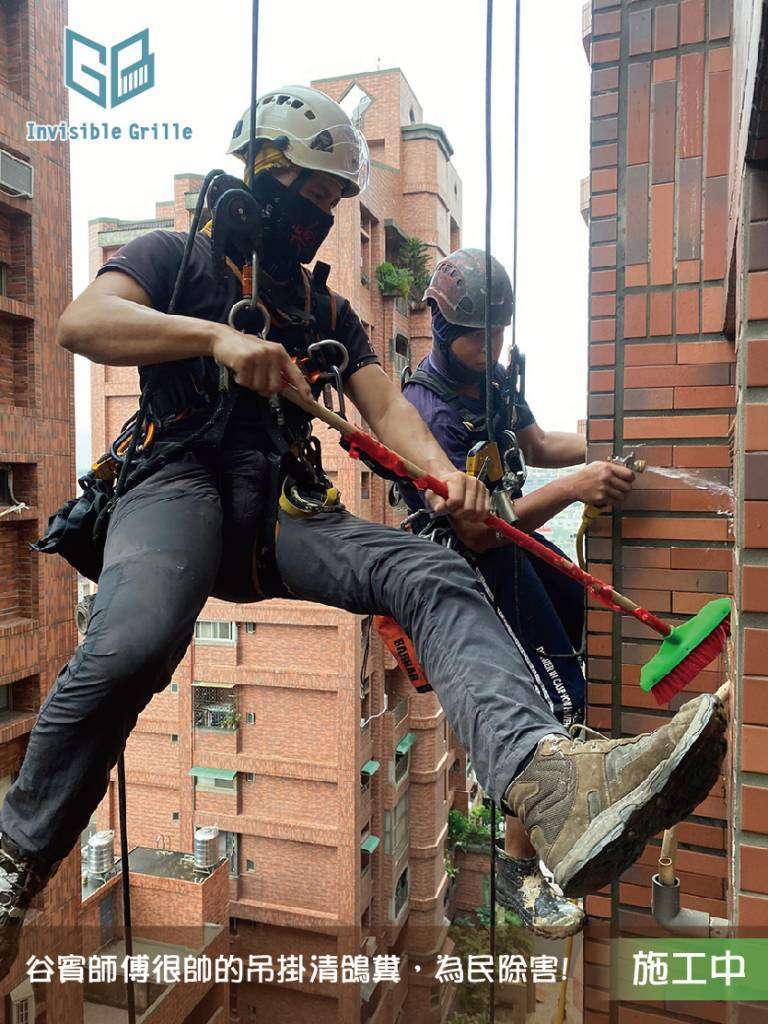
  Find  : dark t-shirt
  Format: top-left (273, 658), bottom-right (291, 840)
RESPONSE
top-left (403, 353), bottom-right (536, 470)
top-left (97, 229), bottom-right (380, 443)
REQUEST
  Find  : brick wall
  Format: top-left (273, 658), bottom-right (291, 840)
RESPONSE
top-left (585, 2), bottom-right (736, 1021)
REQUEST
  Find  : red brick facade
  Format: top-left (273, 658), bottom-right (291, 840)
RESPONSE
top-left (89, 69), bottom-right (465, 1023)
top-left (582, 0), bottom-right (768, 1021)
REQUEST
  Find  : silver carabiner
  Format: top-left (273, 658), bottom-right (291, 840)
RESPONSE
top-left (306, 339), bottom-right (349, 376)
top-left (228, 297), bottom-right (271, 339)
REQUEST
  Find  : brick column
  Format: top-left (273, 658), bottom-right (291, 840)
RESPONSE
top-left (584, 2), bottom-right (735, 1021)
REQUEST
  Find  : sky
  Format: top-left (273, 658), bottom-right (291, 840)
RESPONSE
top-left (66, 0), bottom-right (590, 472)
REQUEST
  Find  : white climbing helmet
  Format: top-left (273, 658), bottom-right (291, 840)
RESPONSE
top-left (228, 85), bottom-right (370, 197)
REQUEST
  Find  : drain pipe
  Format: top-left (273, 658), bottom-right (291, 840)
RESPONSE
top-left (651, 684), bottom-right (730, 936)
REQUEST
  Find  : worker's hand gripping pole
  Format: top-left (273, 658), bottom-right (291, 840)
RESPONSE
top-left (282, 386), bottom-right (673, 638)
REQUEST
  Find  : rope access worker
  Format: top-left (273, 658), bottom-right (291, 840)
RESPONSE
top-left (0, 86), bottom-right (727, 977)
top-left (400, 248), bottom-right (637, 937)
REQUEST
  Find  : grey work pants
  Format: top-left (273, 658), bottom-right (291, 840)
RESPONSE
top-left (0, 451), bottom-right (565, 865)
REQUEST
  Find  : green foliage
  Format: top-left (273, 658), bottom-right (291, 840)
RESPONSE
top-left (447, 805), bottom-right (504, 853)
top-left (398, 236), bottom-right (431, 300)
top-left (220, 711), bottom-right (241, 730)
top-left (375, 261), bottom-right (413, 299)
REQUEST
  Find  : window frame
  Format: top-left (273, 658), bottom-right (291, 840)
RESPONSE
top-left (194, 620), bottom-right (237, 645)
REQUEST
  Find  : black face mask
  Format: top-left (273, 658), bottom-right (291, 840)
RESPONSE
top-left (251, 170), bottom-right (334, 277)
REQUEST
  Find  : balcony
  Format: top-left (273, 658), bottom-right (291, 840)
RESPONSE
top-left (193, 683), bottom-right (238, 731)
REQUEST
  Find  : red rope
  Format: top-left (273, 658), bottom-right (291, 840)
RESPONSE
top-left (345, 431), bottom-right (672, 638)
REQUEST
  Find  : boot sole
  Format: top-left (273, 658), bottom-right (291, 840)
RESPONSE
top-left (555, 694), bottom-right (727, 898)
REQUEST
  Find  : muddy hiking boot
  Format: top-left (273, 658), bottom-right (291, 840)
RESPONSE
top-left (0, 833), bottom-right (57, 982)
top-left (494, 841), bottom-right (584, 939)
top-left (502, 692), bottom-right (728, 898)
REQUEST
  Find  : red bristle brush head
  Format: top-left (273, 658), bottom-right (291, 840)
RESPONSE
top-left (651, 621), bottom-right (731, 707)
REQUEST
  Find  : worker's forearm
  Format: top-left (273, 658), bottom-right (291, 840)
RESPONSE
top-left (57, 295), bottom-right (219, 366)
top-left (511, 476), bottom-right (576, 532)
top-left (530, 431), bottom-right (586, 469)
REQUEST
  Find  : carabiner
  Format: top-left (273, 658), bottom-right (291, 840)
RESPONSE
top-left (228, 297), bottom-right (271, 338)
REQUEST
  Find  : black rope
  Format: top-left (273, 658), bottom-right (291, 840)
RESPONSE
top-left (117, 748), bottom-right (136, 1024)
top-left (483, 0), bottom-right (495, 447)
top-left (483, 4), bottom-right (497, 1022)
top-left (246, 0), bottom-right (260, 194)
top-left (511, 0), bottom-right (522, 354)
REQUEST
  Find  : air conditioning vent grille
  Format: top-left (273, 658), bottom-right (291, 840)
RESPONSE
top-left (0, 150), bottom-right (33, 199)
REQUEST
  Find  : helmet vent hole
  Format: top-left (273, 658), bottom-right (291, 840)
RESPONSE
top-left (304, 110), bottom-right (316, 120)
top-left (310, 130), bottom-right (334, 153)
top-left (276, 95), bottom-right (290, 105)
top-left (290, 99), bottom-right (303, 109)
top-left (262, 95), bottom-right (274, 104)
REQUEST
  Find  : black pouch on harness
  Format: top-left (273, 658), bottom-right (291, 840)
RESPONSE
top-left (31, 472), bottom-right (114, 584)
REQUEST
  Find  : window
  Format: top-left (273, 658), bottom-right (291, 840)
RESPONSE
top-left (171, 734), bottom-right (178, 743)
top-left (190, 768), bottom-right (237, 792)
top-left (394, 748), bottom-right (410, 785)
top-left (246, 712), bottom-right (255, 725)
top-left (246, 772), bottom-right (254, 782)
top-left (245, 622), bottom-right (256, 634)
top-left (194, 620), bottom-right (236, 644)
top-left (171, 683), bottom-right (178, 693)
top-left (392, 334), bottom-right (411, 382)
top-left (13, 997), bottom-right (30, 1024)
top-left (361, 471), bottom-right (371, 500)
top-left (172, 812), bottom-right (179, 821)
top-left (246, 859), bottom-right (255, 872)
top-left (385, 791), bottom-right (410, 858)
top-left (339, 83), bottom-right (372, 127)
top-left (360, 206), bottom-right (374, 285)
top-left (393, 866), bottom-right (409, 918)
top-left (193, 684), bottom-right (238, 730)
top-left (0, 262), bottom-right (7, 297)
top-left (219, 831), bottom-right (238, 877)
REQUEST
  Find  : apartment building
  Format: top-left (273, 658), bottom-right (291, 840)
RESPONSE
top-left (0, 0), bottom-right (83, 1018)
top-left (89, 69), bottom-right (466, 1023)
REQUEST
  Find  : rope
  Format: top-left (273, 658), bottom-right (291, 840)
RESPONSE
top-left (483, 3), bottom-right (497, 1020)
top-left (117, 749), bottom-right (136, 1024)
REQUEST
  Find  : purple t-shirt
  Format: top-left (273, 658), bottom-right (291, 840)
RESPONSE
top-left (403, 354), bottom-right (535, 470)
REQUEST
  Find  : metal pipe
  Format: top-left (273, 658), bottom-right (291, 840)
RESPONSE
top-left (651, 874), bottom-right (728, 937)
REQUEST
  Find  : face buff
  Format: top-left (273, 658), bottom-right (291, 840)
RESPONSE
top-left (251, 169), bottom-right (334, 277)
top-left (430, 308), bottom-right (488, 386)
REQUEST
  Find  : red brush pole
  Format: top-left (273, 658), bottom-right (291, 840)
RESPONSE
top-left (280, 386), bottom-right (672, 638)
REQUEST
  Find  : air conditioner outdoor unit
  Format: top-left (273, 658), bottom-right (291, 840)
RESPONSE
top-left (0, 149), bottom-right (33, 199)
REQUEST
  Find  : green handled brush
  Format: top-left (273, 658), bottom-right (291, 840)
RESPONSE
top-left (282, 387), bottom-right (733, 706)
top-left (639, 596), bottom-right (731, 705)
